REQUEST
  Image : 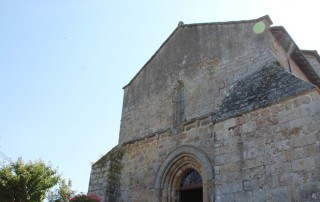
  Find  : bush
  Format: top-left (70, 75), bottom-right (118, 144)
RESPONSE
top-left (69, 194), bottom-right (101, 202)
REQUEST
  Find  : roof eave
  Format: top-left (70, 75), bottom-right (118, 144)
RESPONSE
top-left (270, 26), bottom-right (320, 88)
top-left (301, 50), bottom-right (320, 64)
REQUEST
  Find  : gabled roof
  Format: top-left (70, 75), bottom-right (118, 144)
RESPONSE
top-left (123, 15), bottom-right (273, 89)
top-left (270, 27), bottom-right (320, 88)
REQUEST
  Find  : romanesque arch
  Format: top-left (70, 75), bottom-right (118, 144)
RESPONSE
top-left (155, 145), bottom-right (214, 202)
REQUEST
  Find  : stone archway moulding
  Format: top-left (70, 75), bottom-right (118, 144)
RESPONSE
top-left (154, 145), bottom-right (214, 202)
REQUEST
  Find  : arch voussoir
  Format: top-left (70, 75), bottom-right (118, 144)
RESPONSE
top-left (155, 145), bottom-right (214, 202)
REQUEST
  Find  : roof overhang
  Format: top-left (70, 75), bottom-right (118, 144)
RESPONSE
top-left (270, 26), bottom-right (320, 88)
top-left (302, 49), bottom-right (320, 63)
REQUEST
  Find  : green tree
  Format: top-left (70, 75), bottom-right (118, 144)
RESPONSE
top-left (0, 157), bottom-right (60, 202)
top-left (47, 178), bottom-right (76, 202)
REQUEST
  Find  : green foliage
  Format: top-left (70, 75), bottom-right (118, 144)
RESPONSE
top-left (0, 157), bottom-right (60, 202)
top-left (47, 178), bottom-right (76, 202)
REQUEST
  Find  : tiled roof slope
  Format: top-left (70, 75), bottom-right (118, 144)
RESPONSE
top-left (216, 62), bottom-right (316, 122)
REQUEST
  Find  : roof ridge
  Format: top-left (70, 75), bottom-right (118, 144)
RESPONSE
top-left (179, 15), bottom-right (272, 28)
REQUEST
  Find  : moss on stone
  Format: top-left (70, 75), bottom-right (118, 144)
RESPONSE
top-left (93, 145), bottom-right (124, 201)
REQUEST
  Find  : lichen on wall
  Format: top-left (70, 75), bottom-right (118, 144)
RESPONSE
top-left (89, 145), bottom-right (124, 202)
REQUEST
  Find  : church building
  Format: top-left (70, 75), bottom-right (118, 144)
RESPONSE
top-left (88, 16), bottom-right (320, 202)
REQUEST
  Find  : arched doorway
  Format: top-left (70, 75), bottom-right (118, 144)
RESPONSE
top-left (179, 169), bottom-right (203, 202)
top-left (155, 145), bottom-right (214, 202)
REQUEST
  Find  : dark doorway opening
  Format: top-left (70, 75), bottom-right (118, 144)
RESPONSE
top-left (180, 187), bottom-right (203, 202)
top-left (179, 169), bottom-right (203, 202)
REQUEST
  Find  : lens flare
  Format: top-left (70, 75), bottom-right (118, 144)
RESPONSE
top-left (253, 21), bottom-right (266, 34)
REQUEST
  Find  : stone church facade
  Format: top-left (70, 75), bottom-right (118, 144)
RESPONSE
top-left (88, 16), bottom-right (320, 201)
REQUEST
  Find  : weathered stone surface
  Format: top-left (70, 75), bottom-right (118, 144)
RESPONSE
top-left (88, 16), bottom-right (320, 202)
top-left (243, 180), bottom-right (253, 191)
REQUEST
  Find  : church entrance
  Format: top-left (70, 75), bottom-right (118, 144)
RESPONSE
top-left (155, 146), bottom-right (215, 202)
top-left (178, 169), bottom-right (203, 202)
top-left (179, 188), bottom-right (203, 202)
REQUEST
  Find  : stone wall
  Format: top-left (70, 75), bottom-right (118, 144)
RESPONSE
top-left (88, 16), bottom-right (320, 202)
top-left (88, 160), bottom-right (109, 202)
top-left (119, 17), bottom-right (274, 144)
top-left (88, 146), bottom-right (124, 202)
top-left (89, 89), bottom-right (320, 201)
top-left (118, 115), bottom-right (215, 201)
top-left (214, 90), bottom-right (320, 201)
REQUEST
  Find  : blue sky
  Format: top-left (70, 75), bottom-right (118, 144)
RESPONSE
top-left (0, 0), bottom-right (319, 194)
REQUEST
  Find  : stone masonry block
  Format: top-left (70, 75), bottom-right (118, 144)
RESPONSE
top-left (223, 117), bottom-right (237, 129)
top-left (216, 193), bottom-right (235, 202)
top-left (296, 182), bottom-right (320, 201)
top-left (242, 155), bottom-right (267, 170)
top-left (234, 191), bottom-right (253, 202)
top-left (253, 189), bottom-right (266, 201)
top-left (293, 136), bottom-right (309, 148)
top-left (304, 144), bottom-right (317, 157)
top-left (215, 166), bottom-right (220, 175)
top-left (186, 128), bottom-right (197, 139)
top-left (243, 147), bottom-right (264, 160)
top-left (300, 103), bottom-right (317, 116)
top-left (291, 147), bottom-right (305, 160)
top-left (265, 186), bottom-right (290, 202)
top-left (215, 122), bottom-right (224, 130)
top-left (267, 139), bottom-right (291, 153)
top-left (278, 110), bottom-right (301, 124)
top-left (216, 154), bottom-right (225, 166)
top-left (259, 108), bottom-right (270, 117)
top-left (243, 180), bottom-right (253, 191)
top-left (241, 121), bottom-right (256, 134)
top-left (291, 95), bottom-right (311, 107)
top-left (227, 171), bottom-right (242, 183)
top-left (216, 181), bottom-right (243, 195)
top-left (255, 118), bottom-right (265, 129)
top-left (220, 163), bottom-right (238, 174)
top-left (306, 132), bottom-right (317, 145)
top-left (215, 128), bottom-right (230, 141)
top-left (288, 116), bottom-right (313, 130)
top-left (219, 145), bottom-right (231, 155)
top-left (292, 157), bottom-right (315, 171)
top-left (215, 173), bottom-right (227, 184)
